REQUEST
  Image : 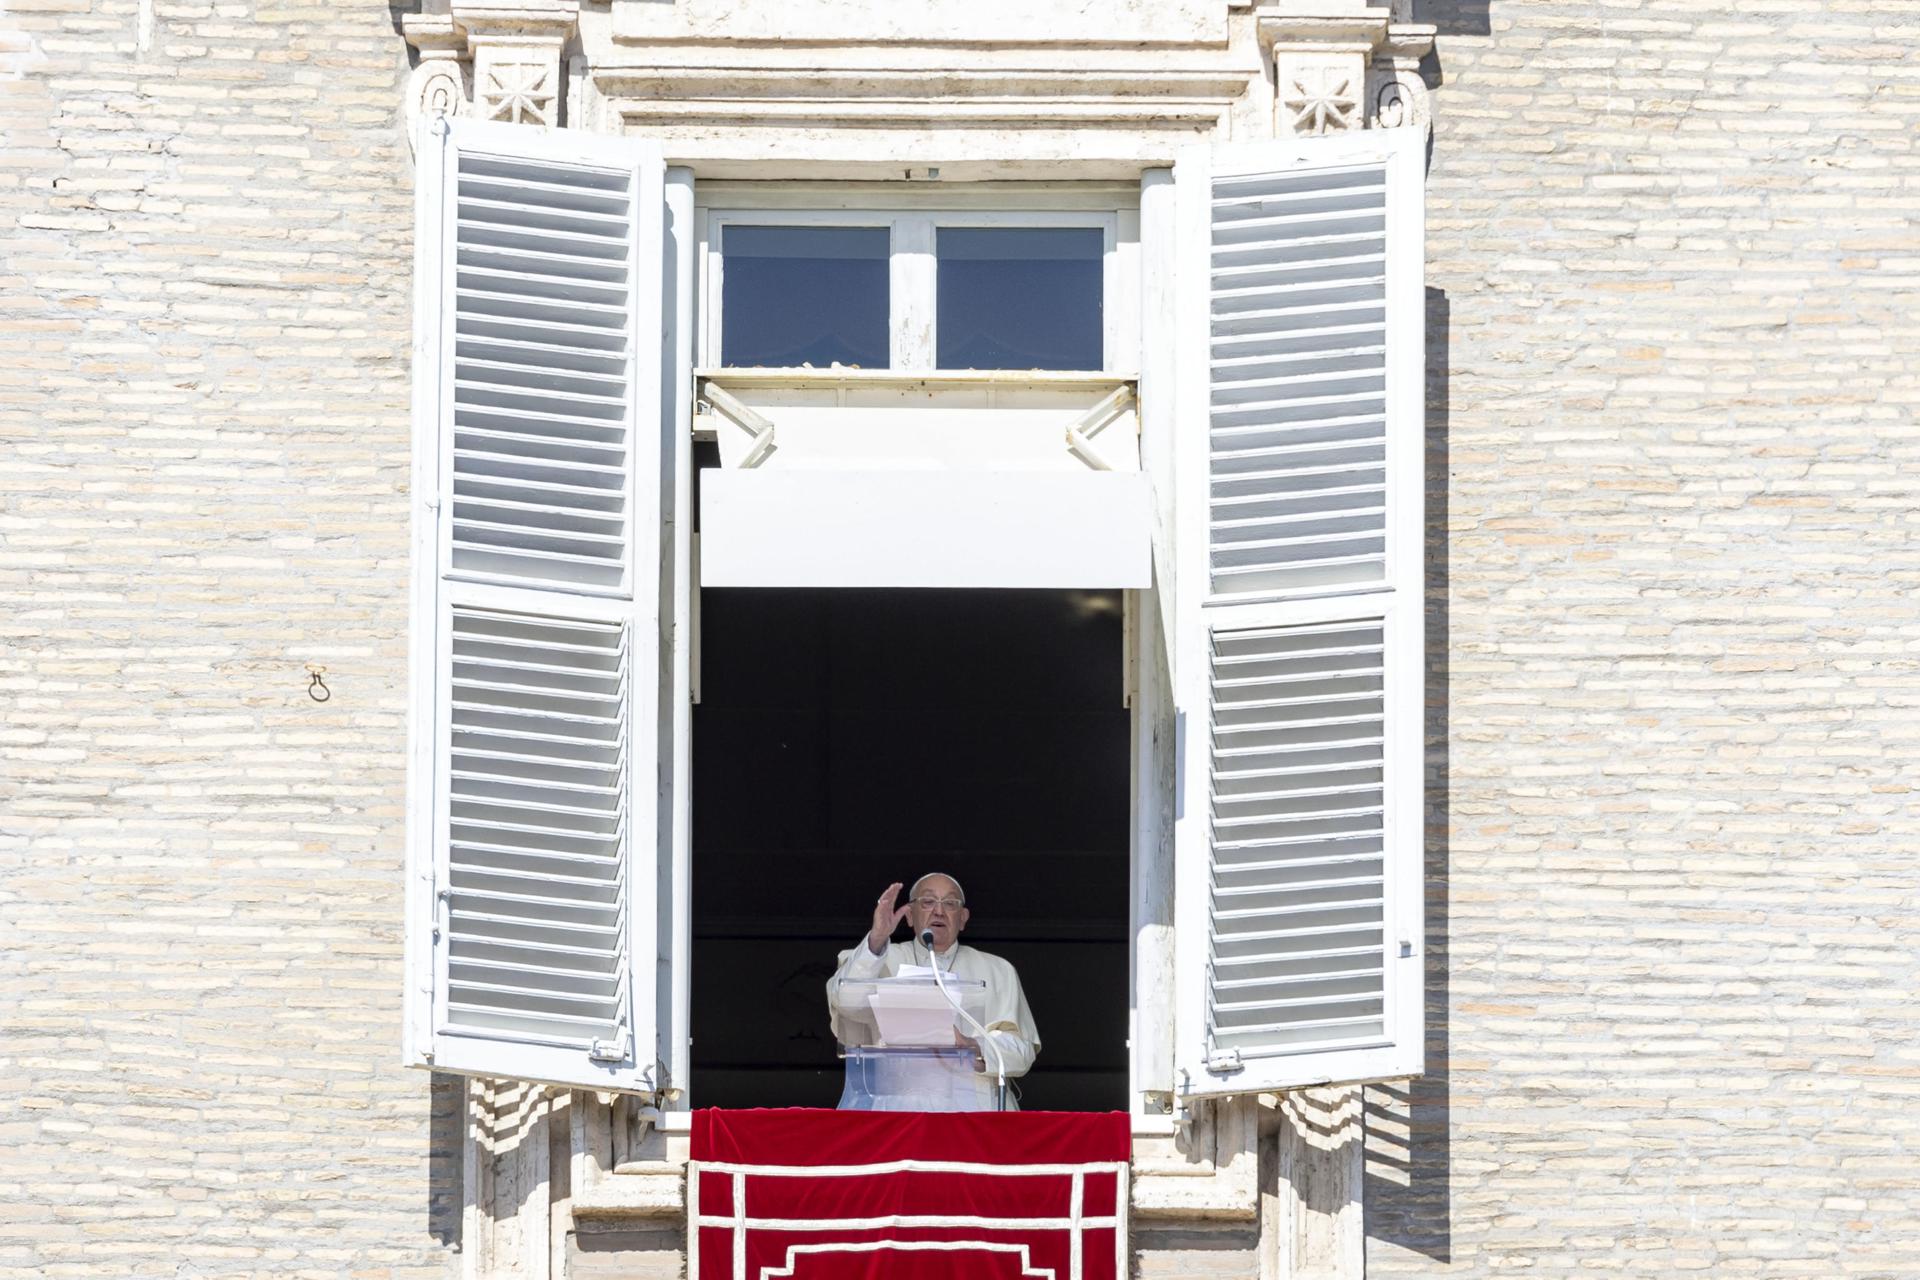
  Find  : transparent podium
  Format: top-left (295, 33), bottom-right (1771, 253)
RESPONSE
top-left (833, 974), bottom-right (1009, 1112)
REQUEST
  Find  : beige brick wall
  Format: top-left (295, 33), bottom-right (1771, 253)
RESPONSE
top-left (1366, 0), bottom-right (1920, 1275)
top-left (0, 1), bottom-right (454, 1276)
top-left (2, 1), bottom-right (1916, 1279)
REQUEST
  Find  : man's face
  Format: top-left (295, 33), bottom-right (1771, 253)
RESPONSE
top-left (907, 876), bottom-right (969, 953)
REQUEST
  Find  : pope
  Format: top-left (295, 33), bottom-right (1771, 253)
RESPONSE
top-left (826, 873), bottom-right (1040, 1109)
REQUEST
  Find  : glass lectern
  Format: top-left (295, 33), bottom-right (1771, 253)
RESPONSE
top-left (832, 974), bottom-right (1009, 1112)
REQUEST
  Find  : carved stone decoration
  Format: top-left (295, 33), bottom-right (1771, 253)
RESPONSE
top-left (401, 12), bottom-right (472, 136)
top-left (482, 57), bottom-right (557, 125)
top-left (1282, 64), bottom-right (1361, 135)
top-left (1255, 3), bottom-right (1437, 136)
top-left (1369, 65), bottom-right (1428, 130)
top-left (1368, 23), bottom-right (1436, 131)
top-left (455, 1), bottom-right (579, 133)
top-left (414, 60), bottom-right (471, 123)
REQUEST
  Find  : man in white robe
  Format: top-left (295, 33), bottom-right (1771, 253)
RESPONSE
top-left (826, 873), bottom-right (1040, 1110)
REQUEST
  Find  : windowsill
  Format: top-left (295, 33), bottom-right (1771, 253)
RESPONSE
top-left (696, 366), bottom-right (1137, 389)
top-left (575, 1100), bottom-right (1258, 1223)
top-left (654, 1108), bottom-right (1174, 1137)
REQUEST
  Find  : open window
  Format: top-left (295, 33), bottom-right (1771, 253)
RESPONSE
top-left (405, 121), bottom-right (1428, 1115)
top-left (689, 586), bottom-right (1132, 1111)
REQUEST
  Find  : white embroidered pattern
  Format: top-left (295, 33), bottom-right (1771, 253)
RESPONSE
top-left (689, 1158), bottom-right (1129, 1280)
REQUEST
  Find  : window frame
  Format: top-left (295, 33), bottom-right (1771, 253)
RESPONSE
top-left (699, 204), bottom-right (1133, 374)
top-left (679, 185), bottom-right (1157, 1119)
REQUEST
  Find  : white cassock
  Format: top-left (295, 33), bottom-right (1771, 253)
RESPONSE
top-left (827, 938), bottom-right (1041, 1111)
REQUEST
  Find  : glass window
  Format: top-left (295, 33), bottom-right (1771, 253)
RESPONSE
top-left (936, 227), bottom-right (1104, 371)
top-left (721, 225), bottom-right (890, 369)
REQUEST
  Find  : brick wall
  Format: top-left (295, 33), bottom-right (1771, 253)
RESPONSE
top-left (2, 0), bottom-right (1916, 1277)
top-left (1366, 0), bottom-right (1920, 1274)
top-left (0, 2), bottom-right (454, 1276)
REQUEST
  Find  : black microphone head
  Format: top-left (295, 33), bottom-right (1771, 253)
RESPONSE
top-left (919, 929), bottom-right (936, 948)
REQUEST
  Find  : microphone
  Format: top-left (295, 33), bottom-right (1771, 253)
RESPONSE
top-left (920, 929), bottom-right (1008, 1106)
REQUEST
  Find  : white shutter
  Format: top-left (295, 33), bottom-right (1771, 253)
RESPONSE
top-left (1173, 128), bottom-right (1426, 1097)
top-left (406, 120), bottom-right (668, 1091)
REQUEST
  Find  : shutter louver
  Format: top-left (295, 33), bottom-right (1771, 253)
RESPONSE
top-left (1209, 165), bottom-right (1389, 600)
top-left (445, 606), bottom-right (629, 1050)
top-left (1208, 621), bottom-right (1387, 1054)
top-left (451, 151), bottom-right (635, 594)
top-left (408, 120), bottom-right (667, 1092)
top-left (1174, 128), bottom-right (1426, 1097)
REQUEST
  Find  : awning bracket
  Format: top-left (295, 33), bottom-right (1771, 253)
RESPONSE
top-left (1065, 384), bottom-right (1134, 472)
top-left (701, 381), bottom-right (778, 468)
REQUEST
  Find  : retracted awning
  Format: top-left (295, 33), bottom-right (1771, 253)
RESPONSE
top-left (694, 370), bottom-right (1153, 589)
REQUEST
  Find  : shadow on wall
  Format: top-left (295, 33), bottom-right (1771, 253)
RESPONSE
top-left (1364, 286), bottom-right (1454, 1264)
top-left (1415, 0), bottom-right (1491, 39)
top-left (428, 1070), bottom-right (464, 1248)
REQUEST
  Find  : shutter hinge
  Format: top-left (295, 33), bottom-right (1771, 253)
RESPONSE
top-left (1172, 1073), bottom-right (1194, 1131)
top-left (1205, 1046), bottom-right (1244, 1076)
top-left (588, 1028), bottom-right (631, 1064)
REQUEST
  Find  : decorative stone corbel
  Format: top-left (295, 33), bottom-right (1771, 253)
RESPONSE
top-left (1254, 0), bottom-right (1435, 135)
top-left (1368, 21), bottom-right (1437, 131)
top-left (454, 0), bottom-right (580, 129)
top-left (401, 3), bottom-right (472, 133)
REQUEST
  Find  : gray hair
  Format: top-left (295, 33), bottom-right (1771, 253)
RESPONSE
top-left (909, 872), bottom-right (966, 905)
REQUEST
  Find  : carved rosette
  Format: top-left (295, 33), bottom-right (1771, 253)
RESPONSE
top-left (476, 50), bottom-right (560, 126)
top-left (1280, 60), bottom-right (1362, 135)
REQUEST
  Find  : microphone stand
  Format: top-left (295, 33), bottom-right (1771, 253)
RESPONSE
top-left (922, 929), bottom-right (1008, 1110)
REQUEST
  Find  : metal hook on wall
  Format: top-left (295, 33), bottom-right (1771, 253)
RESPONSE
top-left (306, 663), bottom-right (331, 703)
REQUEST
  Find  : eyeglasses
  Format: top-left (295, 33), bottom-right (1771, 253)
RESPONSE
top-left (912, 896), bottom-right (964, 911)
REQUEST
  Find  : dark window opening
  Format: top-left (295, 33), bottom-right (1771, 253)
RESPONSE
top-left (691, 588), bottom-right (1130, 1111)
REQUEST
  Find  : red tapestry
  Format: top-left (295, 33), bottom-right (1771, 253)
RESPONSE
top-left (690, 1109), bottom-right (1131, 1280)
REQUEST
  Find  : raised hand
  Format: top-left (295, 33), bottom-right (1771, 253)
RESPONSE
top-left (868, 882), bottom-right (909, 955)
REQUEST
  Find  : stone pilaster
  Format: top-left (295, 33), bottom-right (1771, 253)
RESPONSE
top-left (1276, 1087), bottom-right (1365, 1279)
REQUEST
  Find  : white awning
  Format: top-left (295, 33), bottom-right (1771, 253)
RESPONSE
top-left (699, 468), bottom-right (1151, 588)
top-left (694, 370), bottom-right (1153, 589)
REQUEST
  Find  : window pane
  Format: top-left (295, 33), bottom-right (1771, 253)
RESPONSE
top-left (721, 225), bottom-right (889, 368)
top-left (937, 227), bottom-right (1104, 371)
